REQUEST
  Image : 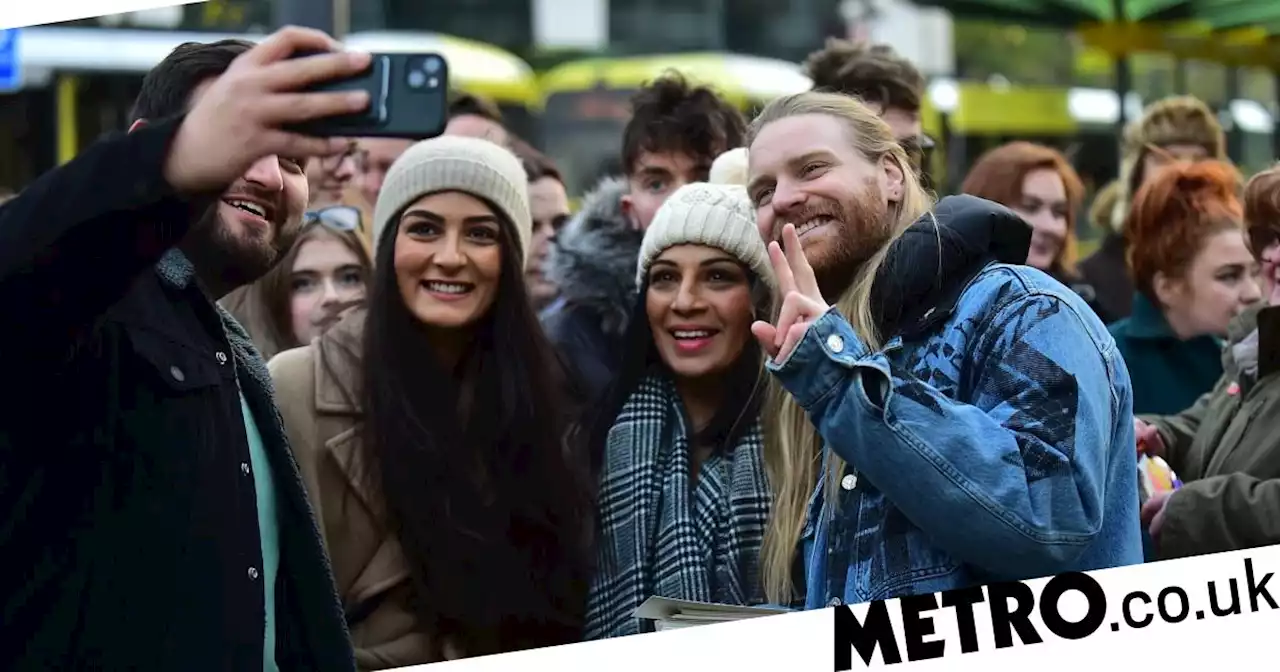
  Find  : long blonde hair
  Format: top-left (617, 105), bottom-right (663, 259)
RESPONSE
top-left (750, 92), bottom-right (933, 605)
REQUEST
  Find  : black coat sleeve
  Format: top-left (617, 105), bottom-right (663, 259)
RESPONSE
top-left (0, 115), bottom-right (213, 362)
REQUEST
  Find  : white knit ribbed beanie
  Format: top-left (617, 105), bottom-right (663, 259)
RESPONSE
top-left (636, 182), bottom-right (775, 289)
top-left (372, 136), bottom-right (532, 264)
top-left (709, 147), bottom-right (749, 186)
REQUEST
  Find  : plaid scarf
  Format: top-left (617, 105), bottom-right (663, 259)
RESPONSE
top-left (584, 372), bottom-right (770, 639)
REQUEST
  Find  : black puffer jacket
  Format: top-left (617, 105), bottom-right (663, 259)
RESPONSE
top-left (539, 176), bottom-right (643, 399)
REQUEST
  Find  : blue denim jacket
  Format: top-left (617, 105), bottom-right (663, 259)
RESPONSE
top-left (770, 262), bottom-right (1144, 608)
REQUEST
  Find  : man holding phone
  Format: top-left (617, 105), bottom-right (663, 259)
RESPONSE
top-left (0, 27), bottom-right (367, 671)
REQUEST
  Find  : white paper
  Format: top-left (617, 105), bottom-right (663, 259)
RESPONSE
top-left (633, 596), bottom-right (791, 624)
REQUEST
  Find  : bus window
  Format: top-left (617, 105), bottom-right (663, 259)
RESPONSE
top-left (497, 104), bottom-right (539, 149)
top-left (542, 89), bottom-right (636, 196)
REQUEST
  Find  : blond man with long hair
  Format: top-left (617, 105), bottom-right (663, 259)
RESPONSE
top-left (744, 92), bottom-right (1142, 609)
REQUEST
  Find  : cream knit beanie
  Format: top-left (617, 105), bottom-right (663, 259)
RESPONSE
top-left (372, 136), bottom-right (532, 264)
top-left (636, 182), bottom-right (774, 289)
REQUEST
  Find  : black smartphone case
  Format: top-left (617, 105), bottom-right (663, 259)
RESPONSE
top-left (287, 52), bottom-right (450, 140)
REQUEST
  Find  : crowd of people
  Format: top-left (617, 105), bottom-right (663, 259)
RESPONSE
top-left (2, 23), bottom-right (1280, 672)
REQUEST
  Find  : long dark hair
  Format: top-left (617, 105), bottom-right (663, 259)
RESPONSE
top-left (586, 266), bottom-right (772, 474)
top-left (358, 201), bottom-right (594, 656)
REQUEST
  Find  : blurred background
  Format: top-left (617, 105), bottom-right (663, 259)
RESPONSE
top-left (4, 0), bottom-right (1280, 249)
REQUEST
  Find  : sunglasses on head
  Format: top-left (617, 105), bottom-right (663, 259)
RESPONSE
top-left (1143, 143), bottom-right (1213, 168)
top-left (304, 205), bottom-right (363, 233)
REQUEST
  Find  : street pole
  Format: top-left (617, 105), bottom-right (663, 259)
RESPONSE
top-left (332, 0), bottom-right (350, 39)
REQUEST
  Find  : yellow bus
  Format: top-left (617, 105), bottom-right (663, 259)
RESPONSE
top-left (0, 27), bottom-right (540, 190)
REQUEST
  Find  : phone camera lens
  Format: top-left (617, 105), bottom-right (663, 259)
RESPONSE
top-left (424, 57), bottom-right (442, 74)
top-left (407, 69), bottom-right (427, 89)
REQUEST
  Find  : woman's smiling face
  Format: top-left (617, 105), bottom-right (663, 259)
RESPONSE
top-left (646, 244), bottom-right (756, 381)
top-left (393, 191), bottom-right (505, 329)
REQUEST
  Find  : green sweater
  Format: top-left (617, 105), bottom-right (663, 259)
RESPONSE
top-left (240, 391), bottom-right (280, 672)
top-left (1108, 293), bottom-right (1225, 416)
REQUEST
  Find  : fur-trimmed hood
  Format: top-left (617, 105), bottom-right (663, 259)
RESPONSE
top-left (1108, 96), bottom-right (1226, 234)
top-left (543, 176), bottom-right (643, 335)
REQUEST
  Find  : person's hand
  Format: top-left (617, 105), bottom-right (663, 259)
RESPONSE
top-left (1134, 417), bottom-right (1165, 458)
top-left (329, 297), bottom-right (365, 324)
top-left (313, 297), bottom-right (365, 335)
top-left (164, 26), bottom-right (373, 195)
top-left (750, 223), bottom-right (830, 362)
top-left (1141, 490), bottom-right (1172, 538)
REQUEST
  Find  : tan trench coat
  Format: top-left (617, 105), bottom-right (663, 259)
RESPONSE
top-left (268, 310), bottom-right (462, 669)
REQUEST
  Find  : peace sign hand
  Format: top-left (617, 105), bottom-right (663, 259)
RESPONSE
top-left (751, 223), bottom-right (831, 362)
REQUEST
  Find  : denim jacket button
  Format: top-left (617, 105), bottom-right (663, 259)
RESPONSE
top-left (826, 334), bottom-right (845, 353)
top-left (841, 474), bottom-right (858, 491)
top-left (827, 597), bottom-right (843, 607)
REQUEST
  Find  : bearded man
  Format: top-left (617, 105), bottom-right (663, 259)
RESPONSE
top-left (0, 28), bottom-right (368, 670)
top-left (745, 92), bottom-right (1143, 609)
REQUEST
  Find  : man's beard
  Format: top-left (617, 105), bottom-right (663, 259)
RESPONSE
top-left (787, 178), bottom-right (893, 299)
top-left (182, 204), bottom-right (293, 296)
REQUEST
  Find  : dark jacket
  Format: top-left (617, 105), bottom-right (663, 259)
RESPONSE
top-left (1145, 305), bottom-right (1280, 559)
top-left (1078, 233), bottom-right (1133, 322)
top-left (1109, 293), bottom-right (1225, 416)
top-left (539, 176), bottom-right (643, 399)
top-left (0, 117), bottom-right (354, 671)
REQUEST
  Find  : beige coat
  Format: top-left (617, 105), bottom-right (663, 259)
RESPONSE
top-left (268, 310), bottom-right (461, 669)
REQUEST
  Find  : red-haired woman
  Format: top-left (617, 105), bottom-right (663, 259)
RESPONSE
top-left (960, 142), bottom-right (1111, 321)
top-left (1109, 160), bottom-right (1261, 416)
top-left (1133, 164), bottom-right (1280, 561)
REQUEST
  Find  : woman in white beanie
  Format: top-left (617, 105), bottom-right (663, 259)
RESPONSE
top-left (583, 182), bottom-right (776, 639)
top-left (268, 136), bottom-right (594, 667)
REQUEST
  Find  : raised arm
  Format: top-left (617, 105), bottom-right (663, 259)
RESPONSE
top-left (0, 25), bottom-right (372, 365)
top-left (770, 290), bottom-right (1131, 580)
top-left (0, 117), bottom-right (208, 360)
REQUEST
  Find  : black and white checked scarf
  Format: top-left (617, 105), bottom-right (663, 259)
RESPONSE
top-left (583, 372), bottom-right (771, 639)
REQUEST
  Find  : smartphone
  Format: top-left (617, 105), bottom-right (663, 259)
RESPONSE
top-left (286, 51), bottom-right (450, 140)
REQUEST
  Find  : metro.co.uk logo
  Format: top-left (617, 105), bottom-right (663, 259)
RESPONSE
top-left (834, 556), bottom-right (1278, 669)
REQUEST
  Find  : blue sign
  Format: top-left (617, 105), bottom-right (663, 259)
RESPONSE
top-left (0, 29), bottom-right (20, 93)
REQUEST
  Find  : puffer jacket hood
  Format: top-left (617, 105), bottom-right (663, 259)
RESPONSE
top-left (544, 175), bottom-right (643, 336)
top-left (872, 194), bottom-right (1031, 339)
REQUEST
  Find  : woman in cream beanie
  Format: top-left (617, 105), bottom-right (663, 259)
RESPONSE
top-left (268, 135), bottom-right (595, 666)
top-left (583, 182), bottom-right (776, 639)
